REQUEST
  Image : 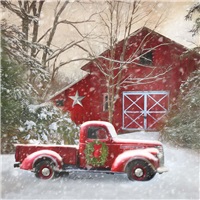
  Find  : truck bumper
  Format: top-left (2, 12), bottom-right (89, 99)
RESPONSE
top-left (157, 166), bottom-right (168, 174)
top-left (14, 162), bottom-right (20, 168)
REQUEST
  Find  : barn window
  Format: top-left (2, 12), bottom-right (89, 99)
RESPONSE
top-left (56, 99), bottom-right (64, 107)
top-left (103, 93), bottom-right (108, 111)
top-left (139, 50), bottom-right (153, 65)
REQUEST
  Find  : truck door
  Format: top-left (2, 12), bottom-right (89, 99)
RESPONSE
top-left (79, 126), bottom-right (112, 168)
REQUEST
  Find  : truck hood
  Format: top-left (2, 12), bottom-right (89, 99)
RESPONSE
top-left (112, 138), bottom-right (162, 148)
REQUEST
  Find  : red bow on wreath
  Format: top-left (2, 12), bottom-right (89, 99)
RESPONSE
top-left (93, 144), bottom-right (102, 158)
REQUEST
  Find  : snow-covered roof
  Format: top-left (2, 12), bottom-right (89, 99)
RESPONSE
top-left (80, 26), bottom-right (190, 72)
top-left (48, 26), bottom-right (199, 102)
top-left (47, 73), bottom-right (89, 101)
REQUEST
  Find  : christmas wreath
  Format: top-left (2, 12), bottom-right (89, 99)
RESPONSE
top-left (85, 140), bottom-right (108, 167)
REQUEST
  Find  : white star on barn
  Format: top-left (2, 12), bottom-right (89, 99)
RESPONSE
top-left (69, 91), bottom-right (85, 107)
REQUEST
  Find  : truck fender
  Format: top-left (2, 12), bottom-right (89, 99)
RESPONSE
top-left (20, 150), bottom-right (63, 171)
top-left (111, 149), bottom-right (159, 173)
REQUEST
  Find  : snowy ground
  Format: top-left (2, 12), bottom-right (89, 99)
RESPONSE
top-left (1, 132), bottom-right (200, 200)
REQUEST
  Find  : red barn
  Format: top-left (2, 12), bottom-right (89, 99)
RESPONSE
top-left (51, 27), bottom-right (199, 133)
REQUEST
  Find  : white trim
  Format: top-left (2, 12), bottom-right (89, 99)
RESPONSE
top-left (122, 91), bottom-right (169, 130)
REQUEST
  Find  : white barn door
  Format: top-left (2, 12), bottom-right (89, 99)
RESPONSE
top-left (122, 91), bottom-right (169, 130)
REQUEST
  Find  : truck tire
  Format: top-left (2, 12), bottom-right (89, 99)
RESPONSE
top-left (126, 160), bottom-right (156, 181)
top-left (35, 160), bottom-right (56, 180)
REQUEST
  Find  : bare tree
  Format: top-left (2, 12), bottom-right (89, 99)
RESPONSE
top-left (80, 1), bottom-right (170, 123)
top-left (1, 0), bottom-right (95, 100)
top-left (185, 2), bottom-right (200, 37)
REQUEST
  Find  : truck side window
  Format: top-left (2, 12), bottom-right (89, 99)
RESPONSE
top-left (87, 127), bottom-right (108, 140)
top-left (87, 127), bottom-right (98, 139)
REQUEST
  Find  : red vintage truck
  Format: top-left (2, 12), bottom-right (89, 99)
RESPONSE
top-left (14, 121), bottom-right (168, 181)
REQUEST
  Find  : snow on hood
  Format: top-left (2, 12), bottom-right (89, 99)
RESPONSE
top-left (113, 138), bottom-right (162, 148)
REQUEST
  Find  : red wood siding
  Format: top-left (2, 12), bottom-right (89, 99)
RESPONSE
top-left (52, 27), bottom-right (199, 133)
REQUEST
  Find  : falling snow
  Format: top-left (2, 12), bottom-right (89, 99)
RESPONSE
top-left (1, 133), bottom-right (200, 199)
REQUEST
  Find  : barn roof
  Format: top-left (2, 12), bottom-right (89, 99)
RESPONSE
top-left (47, 73), bottom-right (89, 100)
top-left (80, 26), bottom-right (189, 72)
top-left (49, 26), bottom-right (199, 101)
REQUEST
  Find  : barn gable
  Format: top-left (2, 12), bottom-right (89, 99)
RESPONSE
top-left (51, 27), bottom-right (199, 133)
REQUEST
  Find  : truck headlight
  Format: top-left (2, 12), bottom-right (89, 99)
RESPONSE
top-left (155, 145), bottom-right (164, 166)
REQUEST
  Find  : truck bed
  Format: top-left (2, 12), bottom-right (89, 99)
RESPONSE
top-left (15, 144), bottom-right (79, 165)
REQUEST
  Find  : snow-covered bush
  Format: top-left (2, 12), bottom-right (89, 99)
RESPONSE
top-left (1, 50), bottom-right (79, 152)
top-left (18, 103), bottom-right (80, 145)
top-left (1, 21), bottom-right (79, 153)
top-left (161, 68), bottom-right (200, 149)
top-left (161, 3), bottom-right (200, 149)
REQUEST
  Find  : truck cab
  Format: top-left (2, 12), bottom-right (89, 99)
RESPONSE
top-left (14, 121), bottom-right (168, 181)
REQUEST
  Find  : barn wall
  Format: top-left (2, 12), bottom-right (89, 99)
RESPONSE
top-left (52, 29), bottom-right (199, 133)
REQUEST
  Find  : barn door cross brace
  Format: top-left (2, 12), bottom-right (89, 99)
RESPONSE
top-left (122, 91), bottom-right (169, 130)
top-left (125, 94), bottom-right (144, 113)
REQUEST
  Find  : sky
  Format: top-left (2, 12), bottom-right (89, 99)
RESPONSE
top-left (1, 0), bottom-right (199, 81)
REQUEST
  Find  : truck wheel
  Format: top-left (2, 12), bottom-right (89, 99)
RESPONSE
top-left (126, 160), bottom-right (156, 181)
top-left (35, 160), bottom-right (56, 180)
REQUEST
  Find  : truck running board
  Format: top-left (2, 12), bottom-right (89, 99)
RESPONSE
top-left (60, 168), bottom-right (123, 175)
